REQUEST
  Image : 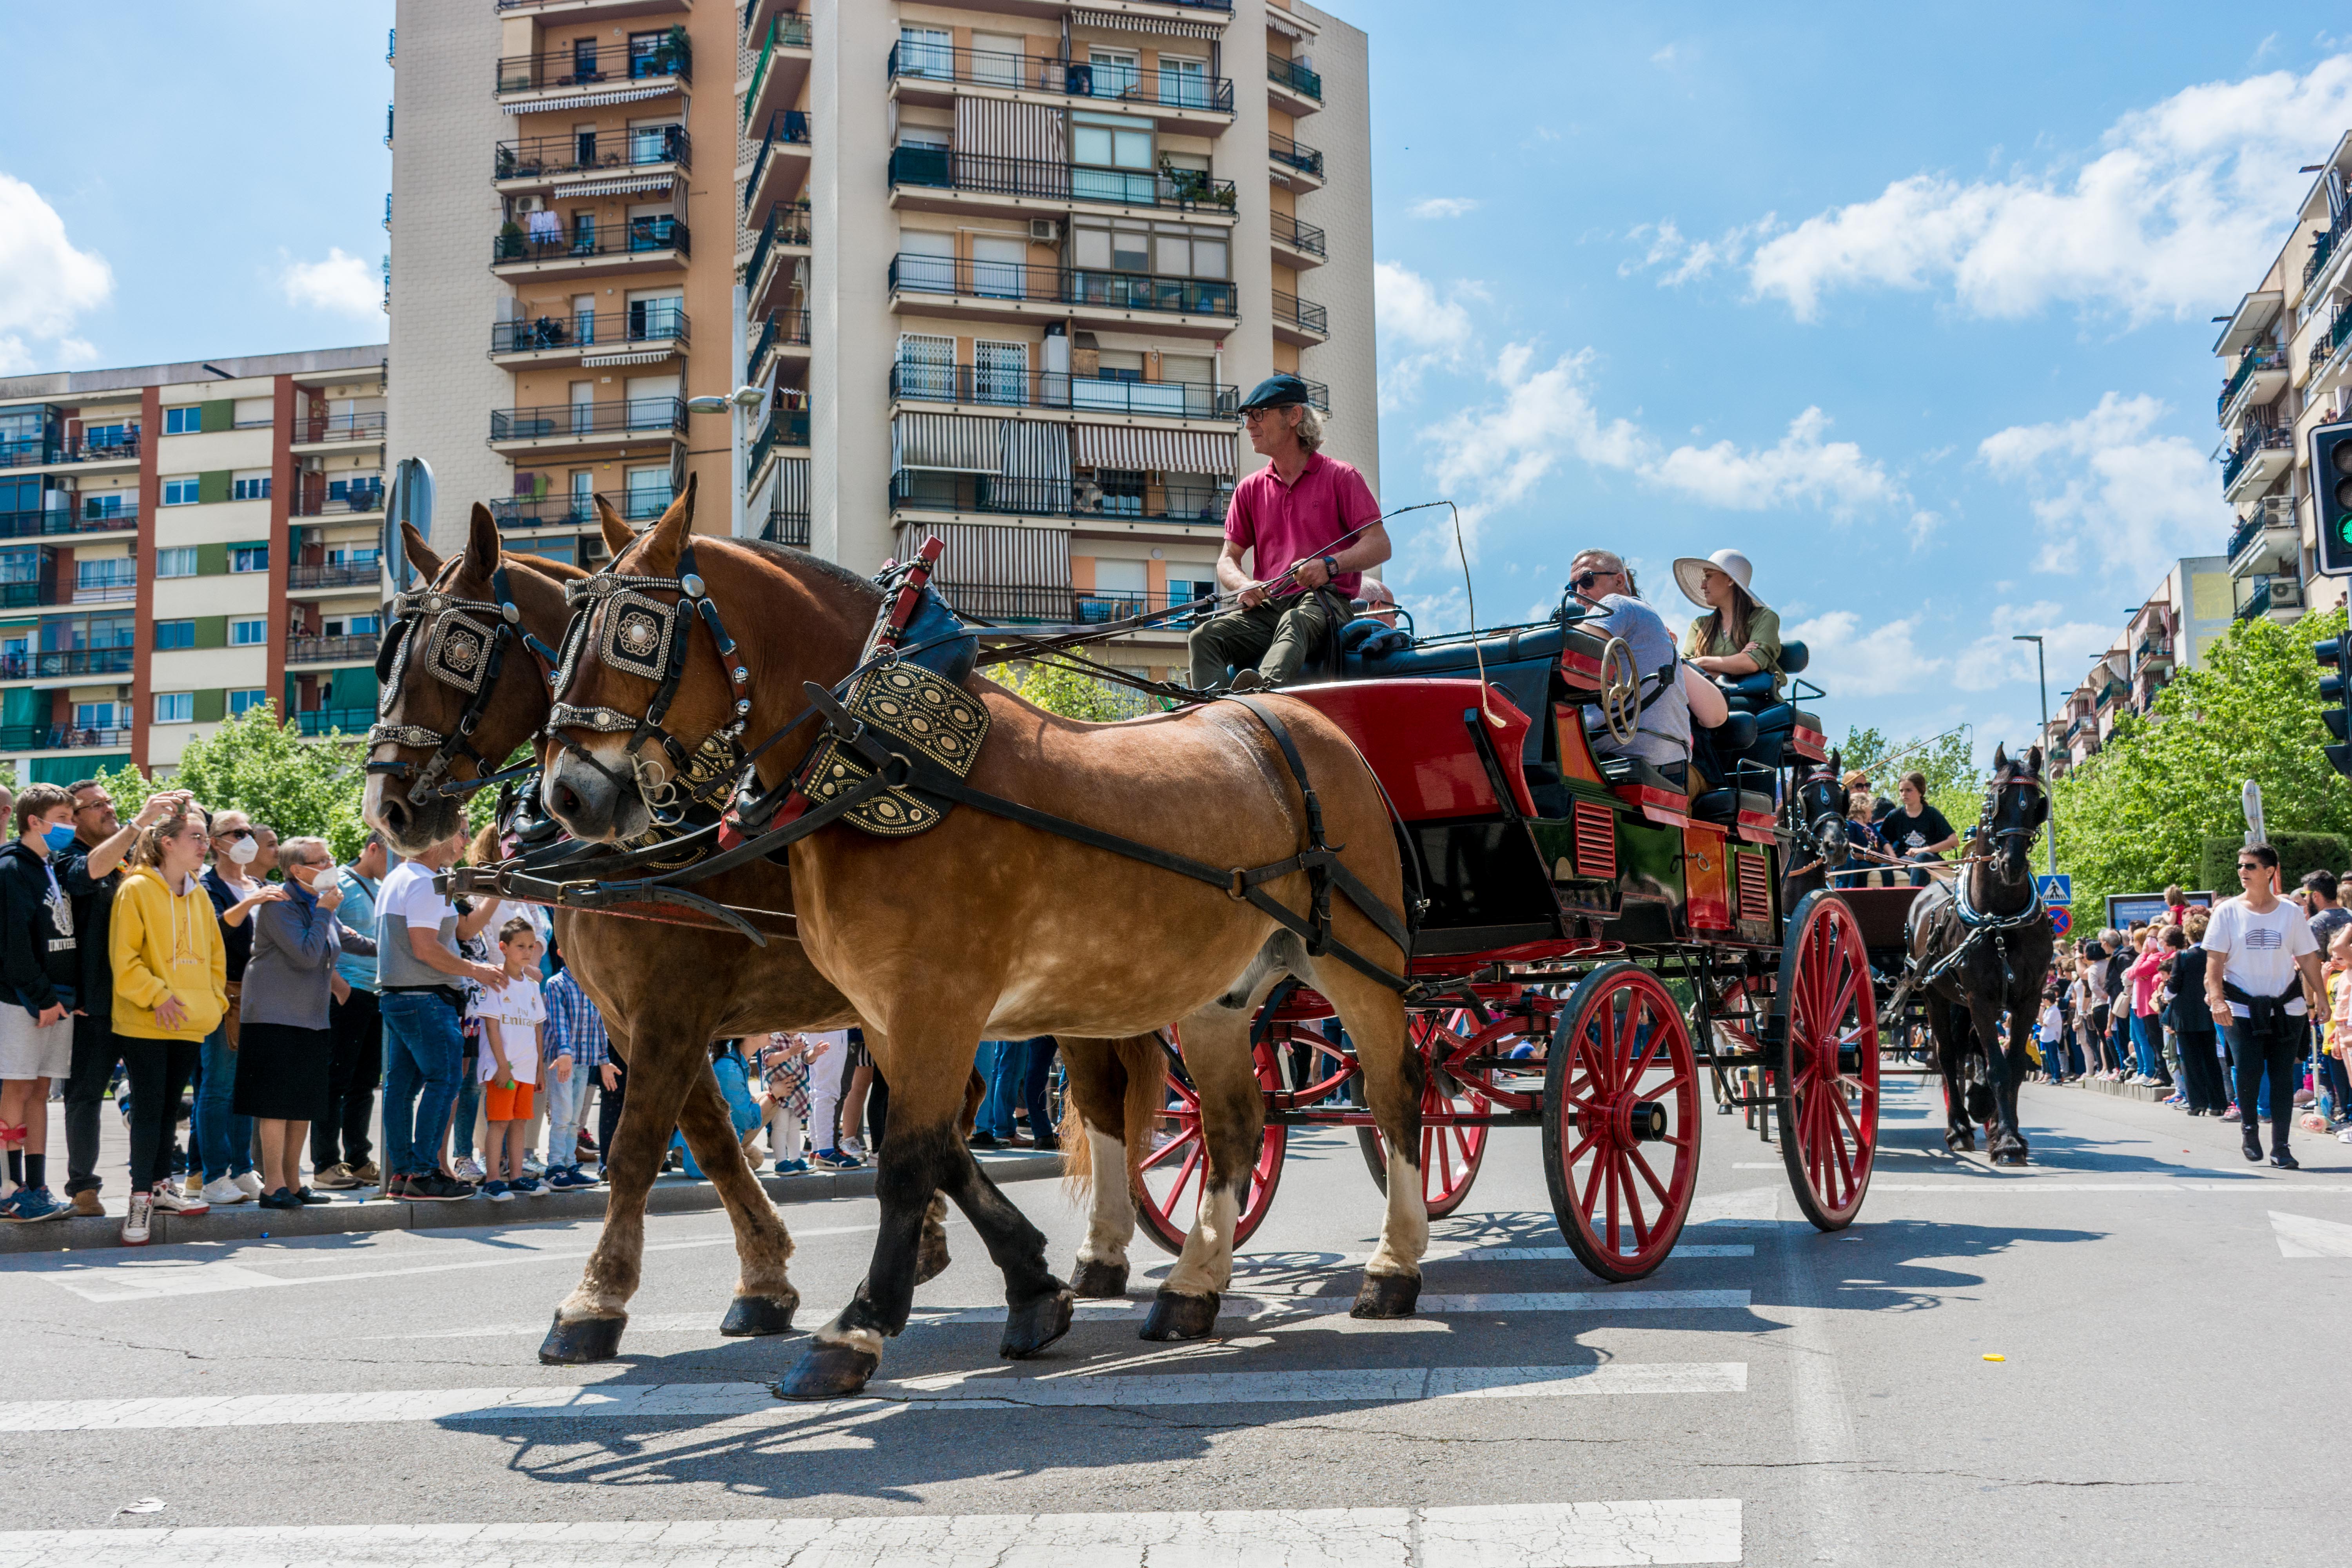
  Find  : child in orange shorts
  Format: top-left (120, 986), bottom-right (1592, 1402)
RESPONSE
top-left (466, 916), bottom-right (548, 1201)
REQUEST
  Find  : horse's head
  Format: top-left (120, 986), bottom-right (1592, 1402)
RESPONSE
top-left (361, 504), bottom-right (585, 856)
top-left (539, 474), bottom-right (876, 842)
top-left (1979, 743), bottom-right (2049, 884)
top-left (1795, 750), bottom-right (1849, 866)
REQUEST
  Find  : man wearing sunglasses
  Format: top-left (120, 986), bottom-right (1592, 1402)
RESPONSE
top-left (1187, 374), bottom-right (1391, 692)
top-left (1564, 549), bottom-right (1725, 782)
top-left (2203, 842), bottom-right (2323, 1168)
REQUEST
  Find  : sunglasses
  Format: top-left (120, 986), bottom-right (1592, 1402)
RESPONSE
top-left (2237, 863), bottom-right (2263, 873)
top-left (214, 827), bottom-right (254, 841)
top-left (1571, 570), bottom-right (1620, 590)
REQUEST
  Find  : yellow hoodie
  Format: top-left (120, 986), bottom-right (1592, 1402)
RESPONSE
top-left (111, 864), bottom-right (229, 1042)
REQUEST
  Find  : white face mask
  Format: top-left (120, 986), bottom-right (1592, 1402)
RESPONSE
top-left (225, 835), bottom-right (260, 866)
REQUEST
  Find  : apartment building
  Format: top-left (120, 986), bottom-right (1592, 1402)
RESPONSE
top-left (2211, 131), bottom-right (2352, 627)
top-left (0, 348), bottom-right (388, 784)
top-left (389, 0), bottom-right (1377, 680)
top-left (2039, 554), bottom-right (2230, 777)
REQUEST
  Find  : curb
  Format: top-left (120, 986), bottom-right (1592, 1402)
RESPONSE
top-left (2070, 1076), bottom-right (2169, 1105)
top-left (0, 1151), bottom-right (1062, 1255)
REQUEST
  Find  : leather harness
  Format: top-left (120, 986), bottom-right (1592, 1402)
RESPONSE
top-left (367, 561), bottom-right (561, 803)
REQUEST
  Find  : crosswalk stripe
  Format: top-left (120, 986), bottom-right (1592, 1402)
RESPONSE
top-left (0, 1499), bottom-right (1745, 1566)
top-left (0, 1362), bottom-right (1748, 1432)
top-left (2269, 1210), bottom-right (2352, 1256)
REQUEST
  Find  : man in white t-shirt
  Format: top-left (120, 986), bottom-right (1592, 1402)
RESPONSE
top-left (2203, 842), bottom-right (2325, 1168)
top-left (374, 832), bottom-right (505, 1201)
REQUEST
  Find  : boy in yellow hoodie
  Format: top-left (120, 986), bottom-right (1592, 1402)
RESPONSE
top-left (109, 799), bottom-right (227, 1244)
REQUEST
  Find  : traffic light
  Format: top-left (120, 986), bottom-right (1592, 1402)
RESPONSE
top-left (2315, 421), bottom-right (2352, 577)
top-left (2319, 635), bottom-right (2352, 778)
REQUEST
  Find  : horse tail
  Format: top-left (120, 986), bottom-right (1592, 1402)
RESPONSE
top-left (1059, 1032), bottom-right (1169, 1196)
top-left (467, 818), bottom-right (502, 868)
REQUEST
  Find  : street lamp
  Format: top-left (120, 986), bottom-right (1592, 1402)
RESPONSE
top-left (2012, 633), bottom-right (2056, 875)
top-left (685, 382), bottom-right (767, 540)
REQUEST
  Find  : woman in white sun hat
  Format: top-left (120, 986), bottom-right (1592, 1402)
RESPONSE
top-left (1674, 548), bottom-right (1784, 701)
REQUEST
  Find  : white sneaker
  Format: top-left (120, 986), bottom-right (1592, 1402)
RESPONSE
top-left (201, 1177), bottom-right (248, 1207)
top-left (453, 1157), bottom-right (485, 1183)
top-left (521, 1152), bottom-right (546, 1177)
top-left (837, 1138), bottom-right (867, 1162)
top-left (234, 1171), bottom-right (264, 1200)
top-left (122, 1192), bottom-right (152, 1246)
top-left (150, 1184), bottom-right (209, 1216)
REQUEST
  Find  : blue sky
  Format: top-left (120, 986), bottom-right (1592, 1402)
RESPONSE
top-left (1, 4), bottom-right (2347, 760)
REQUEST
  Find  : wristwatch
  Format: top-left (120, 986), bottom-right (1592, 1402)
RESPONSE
top-left (1321, 554), bottom-right (1340, 580)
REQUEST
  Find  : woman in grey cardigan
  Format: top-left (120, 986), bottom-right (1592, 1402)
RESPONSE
top-left (233, 837), bottom-right (376, 1209)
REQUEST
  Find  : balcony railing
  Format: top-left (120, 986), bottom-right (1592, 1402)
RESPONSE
top-left (289, 562), bottom-right (383, 590)
top-left (0, 647), bottom-right (137, 680)
top-left (295, 708), bottom-right (377, 737)
top-left (2220, 425), bottom-right (2291, 491)
top-left (2323, 307), bottom-right (2352, 369)
top-left (2095, 679), bottom-right (2129, 711)
top-left (887, 146), bottom-right (1238, 214)
top-left (890, 473), bottom-right (1231, 525)
top-left (2239, 575), bottom-right (2305, 621)
top-left (0, 507), bottom-right (139, 538)
top-left (748, 408), bottom-right (812, 477)
top-left (494, 215), bottom-right (688, 266)
top-left (1270, 289), bottom-right (1328, 336)
top-left (71, 579), bottom-right (136, 605)
top-left (489, 398), bottom-right (687, 442)
top-left (287, 635), bottom-right (380, 665)
top-left (2216, 345), bottom-right (2287, 419)
top-left (0, 581), bottom-right (56, 610)
top-left (490, 498), bottom-right (597, 530)
top-left (888, 44), bottom-right (1236, 115)
top-left (622, 488), bottom-right (677, 522)
top-left (1270, 211), bottom-right (1326, 257)
top-left (747, 309), bottom-right (812, 379)
top-left (741, 14), bottom-right (811, 127)
top-left (495, 36), bottom-right (690, 94)
top-left (889, 254), bottom-right (1239, 318)
top-left (741, 111), bottom-right (811, 211)
top-left (0, 433), bottom-right (141, 469)
top-left (890, 363), bottom-right (1238, 420)
top-left (2227, 501), bottom-right (2294, 565)
top-left (0, 724), bottom-right (132, 751)
top-left (740, 200), bottom-right (812, 289)
top-left (494, 127), bottom-right (688, 185)
top-left (1267, 53), bottom-right (1322, 101)
top-left (492, 306), bottom-right (688, 355)
top-left (760, 509), bottom-right (812, 548)
top-left (2305, 219), bottom-right (2347, 289)
top-left (290, 412), bottom-right (386, 444)
top-left (2135, 637), bottom-right (2173, 667)
top-left (1269, 132), bottom-right (1323, 179)
top-left (292, 489), bottom-right (383, 517)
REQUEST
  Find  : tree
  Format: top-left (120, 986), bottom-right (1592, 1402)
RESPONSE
top-left (1835, 722), bottom-right (1981, 832)
top-left (992, 659), bottom-right (1164, 723)
top-left (2051, 608), bottom-right (2352, 924)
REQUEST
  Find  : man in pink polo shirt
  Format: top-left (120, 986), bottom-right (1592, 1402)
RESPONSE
top-left (1187, 374), bottom-right (1392, 691)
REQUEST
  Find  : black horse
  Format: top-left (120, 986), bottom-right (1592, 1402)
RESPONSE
top-left (1904, 745), bottom-right (2054, 1164)
top-left (1780, 750), bottom-right (1850, 913)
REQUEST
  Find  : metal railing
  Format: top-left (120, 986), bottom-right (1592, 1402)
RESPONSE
top-left (288, 562), bottom-right (383, 590)
top-left (295, 708), bottom-right (376, 737)
top-left (287, 635), bottom-right (380, 665)
top-left (890, 363), bottom-right (1238, 420)
top-left (489, 398), bottom-right (687, 442)
top-left (741, 13), bottom-right (811, 127)
top-left (2306, 220), bottom-right (2347, 289)
top-left (888, 43), bottom-right (1235, 114)
top-left (2323, 307), bottom-right (2352, 369)
top-left (71, 580), bottom-right (136, 605)
top-left (494, 215), bottom-right (689, 265)
top-left (2227, 501), bottom-right (2294, 565)
top-left (2095, 679), bottom-right (2129, 711)
top-left (740, 112), bottom-right (811, 214)
top-left (760, 509), bottom-right (812, 548)
top-left (0, 647), bottom-right (137, 680)
top-left (747, 309), bottom-right (811, 379)
top-left (0, 724), bottom-right (132, 751)
top-left (495, 127), bottom-right (689, 181)
top-left (2134, 637), bottom-right (2173, 666)
top-left (889, 253), bottom-right (1239, 318)
top-left (1267, 53), bottom-right (1322, 100)
top-left (293, 490), bottom-right (383, 517)
top-left (489, 498), bottom-right (597, 530)
top-left (1269, 132), bottom-right (1323, 179)
top-left (740, 201), bottom-right (811, 289)
top-left (748, 408), bottom-right (812, 477)
top-left (2239, 575), bottom-right (2304, 621)
top-left (0, 508), bottom-right (138, 538)
top-left (2220, 425), bottom-right (2291, 490)
top-left (495, 36), bottom-right (690, 94)
top-left (0, 581), bottom-right (56, 610)
top-left (1271, 211), bottom-right (1326, 257)
top-left (622, 489), bottom-right (677, 522)
top-left (887, 146), bottom-right (1238, 213)
top-left (2216, 345), bottom-right (2287, 419)
top-left (1271, 289), bottom-right (1327, 335)
top-left (492, 306), bottom-right (688, 354)
top-left (290, 412), bottom-right (385, 444)
top-left (0, 433), bottom-right (141, 469)
top-left (889, 473), bottom-right (1230, 525)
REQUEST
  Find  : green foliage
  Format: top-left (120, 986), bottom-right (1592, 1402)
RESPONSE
top-left (2054, 608), bottom-right (2352, 922)
top-left (994, 659), bottom-right (1164, 723)
top-left (1835, 722), bottom-right (1982, 831)
top-left (2197, 832), bottom-right (2349, 896)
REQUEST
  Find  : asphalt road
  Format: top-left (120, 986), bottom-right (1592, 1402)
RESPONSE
top-left (2, 1074), bottom-right (2345, 1566)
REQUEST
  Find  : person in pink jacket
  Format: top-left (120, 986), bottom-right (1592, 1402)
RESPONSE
top-left (2125, 931), bottom-right (2173, 1087)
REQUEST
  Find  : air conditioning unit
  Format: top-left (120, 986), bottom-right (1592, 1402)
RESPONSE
top-left (515, 194), bottom-right (544, 214)
top-left (1029, 218), bottom-right (1061, 244)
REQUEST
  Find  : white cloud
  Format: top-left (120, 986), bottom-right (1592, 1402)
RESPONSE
top-left (1976, 392), bottom-right (2231, 577)
top-left (1783, 610), bottom-right (1943, 698)
top-left (1375, 260), bottom-right (1481, 408)
top-left (1409, 197), bottom-right (1479, 220)
top-left (1749, 53), bottom-right (2352, 321)
top-left (1419, 345), bottom-right (1649, 551)
top-left (1622, 216), bottom-right (1780, 286)
top-left (1650, 406), bottom-right (1904, 514)
top-left (1650, 44), bottom-right (1678, 65)
top-left (0, 174), bottom-right (112, 374)
top-left (281, 247), bottom-right (382, 318)
top-left (1949, 601), bottom-right (2118, 692)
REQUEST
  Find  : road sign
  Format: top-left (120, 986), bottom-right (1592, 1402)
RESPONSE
top-left (2036, 874), bottom-right (2072, 906)
top-left (2049, 907), bottom-right (2073, 938)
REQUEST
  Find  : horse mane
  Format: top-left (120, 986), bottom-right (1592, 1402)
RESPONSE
top-left (728, 535), bottom-right (884, 610)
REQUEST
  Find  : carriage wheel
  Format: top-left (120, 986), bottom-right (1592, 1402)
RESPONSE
top-left (1774, 891), bottom-right (1881, 1231)
top-left (1543, 962), bottom-right (1701, 1283)
top-left (1357, 1009), bottom-right (1494, 1218)
top-left (1132, 1034), bottom-right (1287, 1255)
top-left (1706, 976), bottom-right (1770, 1126)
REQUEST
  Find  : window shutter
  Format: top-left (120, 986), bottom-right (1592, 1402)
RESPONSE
top-left (192, 688), bottom-right (226, 723)
top-left (193, 615), bottom-right (227, 648)
top-left (196, 543), bottom-right (229, 576)
top-left (198, 470), bottom-right (232, 506)
top-left (199, 399), bottom-right (236, 433)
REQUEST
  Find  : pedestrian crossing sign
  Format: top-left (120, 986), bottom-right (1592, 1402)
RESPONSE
top-left (2036, 874), bottom-right (2072, 905)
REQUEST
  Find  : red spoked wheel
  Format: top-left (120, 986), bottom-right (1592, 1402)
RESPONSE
top-left (1357, 1007), bottom-right (1497, 1218)
top-left (1542, 963), bottom-right (1702, 1282)
top-left (1132, 1033), bottom-right (1288, 1254)
top-left (1705, 975), bottom-right (1772, 1129)
top-left (1774, 891), bottom-right (1881, 1230)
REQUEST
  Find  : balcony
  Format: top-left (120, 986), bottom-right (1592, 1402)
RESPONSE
top-left (493, 126), bottom-right (690, 190)
top-left (1270, 210), bottom-right (1326, 265)
top-left (760, 508), bottom-right (811, 548)
top-left (0, 432), bottom-right (141, 472)
top-left (493, 34), bottom-right (689, 107)
top-left (489, 497), bottom-right (597, 531)
top-left (887, 147), bottom-right (1237, 221)
top-left (2221, 425), bottom-right (2293, 502)
top-left (1269, 132), bottom-right (1324, 190)
top-left (1267, 53), bottom-right (1321, 114)
top-left (0, 579), bottom-right (56, 610)
top-left (0, 725), bottom-right (132, 752)
top-left (739, 111), bottom-right (812, 222)
top-left (2237, 573), bottom-right (2305, 622)
top-left (498, 0), bottom-right (688, 12)
top-left (71, 575), bottom-right (136, 606)
top-left (739, 13), bottom-right (811, 132)
top-left (2227, 497), bottom-right (2299, 577)
top-left (2312, 307), bottom-right (2352, 399)
top-left (1270, 289), bottom-right (1328, 345)
top-left (291, 488), bottom-right (383, 518)
top-left (2094, 679), bottom-right (2129, 712)
top-left (288, 562), bottom-right (384, 592)
top-left (2134, 636), bottom-right (2173, 670)
top-left (287, 634), bottom-right (379, 666)
top-left (891, 363), bottom-right (1238, 423)
top-left (888, 254), bottom-right (1238, 336)
top-left (488, 397), bottom-right (686, 453)
top-left (290, 411), bottom-right (386, 450)
top-left (0, 647), bottom-right (137, 682)
top-left (492, 216), bottom-right (688, 280)
top-left (2305, 218), bottom-right (2348, 291)
top-left (748, 308), bottom-right (811, 383)
top-left (890, 473), bottom-right (1230, 528)
top-left (2216, 345), bottom-right (2289, 427)
top-left (490, 305), bottom-right (688, 368)
top-left (0, 506), bottom-right (140, 539)
top-left (739, 200), bottom-right (813, 303)
top-left (888, 44), bottom-right (1235, 131)
top-left (621, 488), bottom-right (677, 523)
top-left (294, 707), bottom-right (377, 737)
top-left (747, 407), bottom-right (811, 485)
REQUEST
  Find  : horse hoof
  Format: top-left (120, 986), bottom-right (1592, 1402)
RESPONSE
top-left (1994, 1150), bottom-right (2029, 1167)
top-left (718, 1292), bottom-right (799, 1338)
top-left (774, 1342), bottom-right (881, 1400)
top-left (1945, 1132), bottom-right (1975, 1154)
top-left (914, 1233), bottom-right (952, 1287)
top-left (1069, 1259), bottom-right (1129, 1299)
top-left (1351, 1272), bottom-right (1421, 1320)
top-left (999, 1287), bottom-right (1076, 1359)
top-left (1139, 1289), bottom-right (1221, 1342)
top-left (538, 1311), bottom-right (627, 1366)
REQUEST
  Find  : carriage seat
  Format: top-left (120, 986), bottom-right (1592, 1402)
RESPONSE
top-left (1341, 618), bottom-right (1575, 680)
top-left (1339, 616), bottom-right (1412, 661)
top-left (1715, 639), bottom-right (1811, 713)
top-left (1691, 787), bottom-right (1773, 826)
top-left (1690, 710), bottom-right (1756, 790)
top-left (1597, 753), bottom-right (1686, 793)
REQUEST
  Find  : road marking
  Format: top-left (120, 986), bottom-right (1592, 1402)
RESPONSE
top-left (1775, 1217), bottom-right (1877, 1565)
top-left (0, 1362), bottom-right (1749, 1432)
top-left (2270, 1210), bottom-right (2352, 1256)
top-left (1866, 1181), bottom-right (2352, 1192)
top-left (1458, 1244), bottom-right (1755, 1261)
top-left (0, 1499), bottom-right (1745, 1567)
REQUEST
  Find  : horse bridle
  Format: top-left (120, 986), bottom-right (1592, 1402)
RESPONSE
top-left (367, 560), bottom-right (561, 803)
top-left (1976, 766), bottom-right (2049, 855)
top-left (1787, 766), bottom-right (1849, 872)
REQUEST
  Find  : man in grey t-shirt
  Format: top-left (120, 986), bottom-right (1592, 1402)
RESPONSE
top-left (1566, 550), bottom-right (1726, 783)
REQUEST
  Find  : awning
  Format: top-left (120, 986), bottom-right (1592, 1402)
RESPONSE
top-left (774, 457), bottom-right (809, 515)
top-left (579, 348), bottom-right (677, 368)
top-left (895, 521), bottom-right (1070, 589)
top-left (1071, 7), bottom-right (1226, 41)
top-left (892, 412), bottom-right (1002, 474)
top-left (954, 96), bottom-right (1065, 162)
top-left (555, 173), bottom-right (677, 197)
top-left (1070, 424), bottom-right (1236, 474)
top-left (999, 419), bottom-right (1071, 482)
top-left (502, 84), bottom-right (680, 114)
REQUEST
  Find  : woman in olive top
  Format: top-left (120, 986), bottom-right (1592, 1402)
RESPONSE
top-left (1674, 548), bottom-right (1784, 701)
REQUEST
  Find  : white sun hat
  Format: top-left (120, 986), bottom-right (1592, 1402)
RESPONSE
top-left (1672, 548), bottom-right (1755, 609)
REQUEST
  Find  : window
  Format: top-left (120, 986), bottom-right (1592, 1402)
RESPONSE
top-left (227, 689), bottom-right (269, 717)
top-left (82, 423), bottom-right (132, 453)
top-left (0, 547), bottom-right (37, 585)
top-left (154, 692), bottom-right (194, 724)
top-left (896, 332), bottom-right (955, 400)
top-left (898, 25), bottom-right (951, 79)
top-left (154, 619), bottom-right (196, 650)
top-left (327, 546), bottom-right (381, 568)
top-left (82, 492), bottom-right (129, 520)
top-left (1158, 55), bottom-right (1209, 109)
top-left (162, 477), bottom-right (200, 506)
top-left (230, 617), bottom-right (268, 646)
top-left (77, 558), bottom-right (134, 592)
top-left (73, 702), bottom-right (122, 733)
top-left (163, 407), bottom-right (201, 435)
top-left (974, 339), bottom-right (1029, 406)
top-left (230, 545), bottom-right (269, 573)
top-left (1085, 48), bottom-right (1140, 99)
top-left (232, 476), bottom-right (271, 501)
top-left (322, 614), bottom-right (381, 638)
top-left (1071, 116), bottom-right (1153, 171)
top-left (155, 547), bottom-right (198, 578)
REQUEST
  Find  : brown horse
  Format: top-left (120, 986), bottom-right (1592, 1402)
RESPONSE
top-left (539, 486), bottom-right (1422, 1399)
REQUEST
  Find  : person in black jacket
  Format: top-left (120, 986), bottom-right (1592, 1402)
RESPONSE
top-left (0, 786), bottom-right (87, 1221)
top-left (2164, 922), bottom-right (2226, 1114)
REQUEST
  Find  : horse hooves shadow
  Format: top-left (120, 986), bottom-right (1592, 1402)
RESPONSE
top-left (1140, 1289), bottom-right (1221, 1342)
top-left (1350, 1272), bottom-right (1421, 1320)
top-left (539, 1311), bottom-right (627, 1366)
top-left (999, 1287), bottom-right (1076, 1359)
top-left (718, 1292), bottom-right (800, 1338)
top-left (1069, 1259), bottom-right (1129, 1298)
top-left (773, 1341), bottom-right (881, 1400)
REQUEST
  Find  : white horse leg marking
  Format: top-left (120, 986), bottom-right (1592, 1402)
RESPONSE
top-left (1365, 1142), bottom-right (1431, 1279)
top-left (1162, 1186), bottom-right (1240, 1299)
top-left (1076, 1126), bottom-right (1136, 1272)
